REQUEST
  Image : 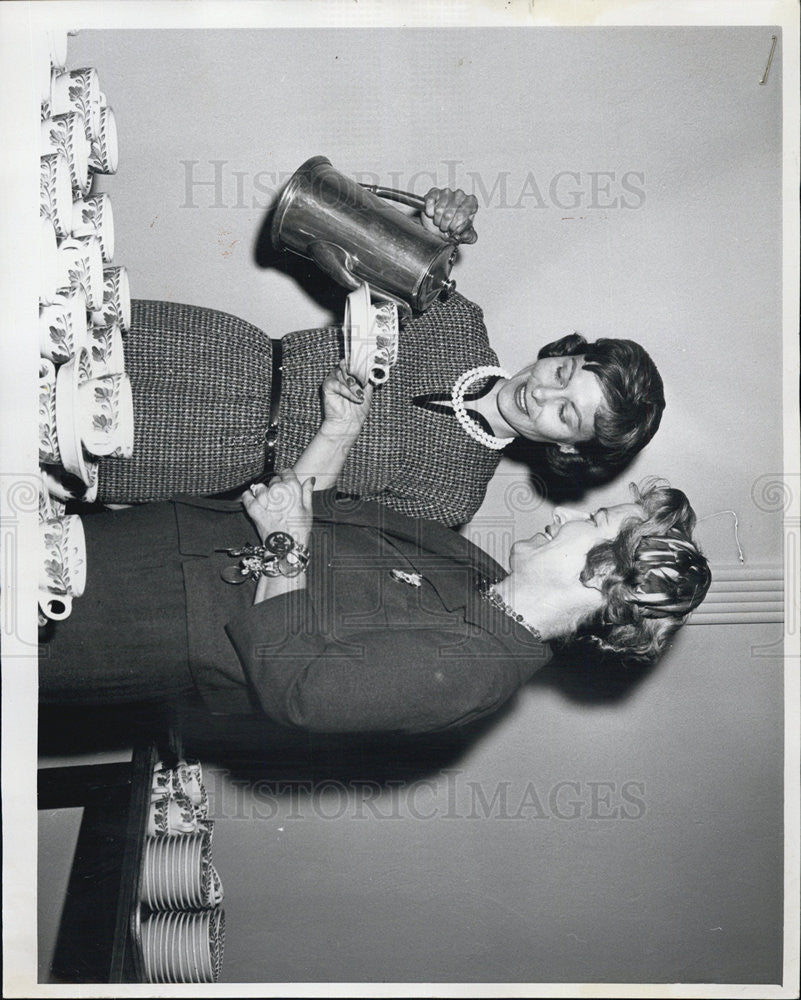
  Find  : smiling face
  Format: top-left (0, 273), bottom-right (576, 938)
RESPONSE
top-left (509, 502), bottom-right (644, 591)
top-left (495, 356), bottom-right (607, 449)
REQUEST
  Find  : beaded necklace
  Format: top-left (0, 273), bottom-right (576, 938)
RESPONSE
top-left (480, 582), bottom-right (542, 639)
top-left (450, 366), bottom-right (515, 451)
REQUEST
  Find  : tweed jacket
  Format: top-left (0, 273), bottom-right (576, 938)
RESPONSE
top-left (174, 489), bottom-right (551, 734)
top-left (277, 293), bottom-right (504, 526)
top-left (99, 294), bottom-right (504, 526)
top-left (98, 299), bottom-right (275, 502)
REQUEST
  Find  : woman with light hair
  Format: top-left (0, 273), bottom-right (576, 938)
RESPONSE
top-left (42, 369), bottom-right (708, 733)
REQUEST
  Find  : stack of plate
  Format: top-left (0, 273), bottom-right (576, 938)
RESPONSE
top-left (140, 906), bottom-right (225, 984)
top-left (142, 833), bottom-right (212, 911)
top-left (138, 759), bottom-right (226, 982)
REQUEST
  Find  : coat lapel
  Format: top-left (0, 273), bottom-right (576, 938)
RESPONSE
top-left (311, 491), bottom-right (505, 618)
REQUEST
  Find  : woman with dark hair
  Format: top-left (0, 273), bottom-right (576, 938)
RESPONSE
top-left (533, 334), bottom-right (665, 483)
top-left (96, 189), bottom-right (665, 525)
top-left (43, 370), bottom-right (707, 734)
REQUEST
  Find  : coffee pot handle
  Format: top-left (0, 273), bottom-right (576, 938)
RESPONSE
top-left (360, 184), bottom-right (477, 245)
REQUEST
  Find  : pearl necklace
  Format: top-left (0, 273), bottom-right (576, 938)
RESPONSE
top-left (480, 583), bottom-right (542, 639)
top-left (451, 366), bottom-right (514, 451)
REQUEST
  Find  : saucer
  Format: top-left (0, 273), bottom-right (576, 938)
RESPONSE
top-left (343, 281), bottom-right (373, 385)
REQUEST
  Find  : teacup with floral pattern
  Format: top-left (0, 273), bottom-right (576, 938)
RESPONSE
top-left (75, 370), bottom-right (134, 458)
top-left (40, 112), bottom-right (90, 195)
top-left (49, 66), bottom-right (101, 135)
top-left (89, 265), bottom-right (130, 333)
top-left (87, 106), bottom-right (118, 175)
top-left (54, 234), bottom-right (104, 311)
top-left (147, 791), bottom-right (198, 837)
top-left (71, 193), bottom-right (114, 263)
top-left (39, 286), bottom-right (88, 364)
top-left (87, 321), bottom-right (125, 377)
top-left (38, 358), bottom-right (60, 464)
top-left (39, 151), bottom-right (73, 238)
top-left (39, 514), bottom-right (86, 621)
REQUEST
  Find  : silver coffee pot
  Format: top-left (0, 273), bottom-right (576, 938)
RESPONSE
top-left (270, 156), bottom-right (473, 320)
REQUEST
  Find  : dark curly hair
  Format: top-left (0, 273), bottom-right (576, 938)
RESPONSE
top-left (537, 333), bottom-right (666, 484)
top-left (561, 477), bottom-right (711, 665)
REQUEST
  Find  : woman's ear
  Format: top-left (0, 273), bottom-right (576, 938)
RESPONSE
top-left (583, 571), bottom-right (606, 592)
top-left (558, 443), bottom-right (579, 455)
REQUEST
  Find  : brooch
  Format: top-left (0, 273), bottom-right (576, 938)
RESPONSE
top-left (390, 569), bottom-right (423, 588)
top-left (218, 531), bottom-right (310, 584)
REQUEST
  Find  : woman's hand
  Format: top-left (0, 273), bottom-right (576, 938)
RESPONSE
top-left (321, 360), bottom-right (374, 432)
top-left (421, 187), bottom-right (478, 244)
top-left (288, 364), bottom-right (374, 492)
top-left (242, 470), bottom-right (314, 549)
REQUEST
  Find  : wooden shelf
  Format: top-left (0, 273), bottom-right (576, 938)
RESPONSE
top-left (38, 742), bottom-right (159, 983)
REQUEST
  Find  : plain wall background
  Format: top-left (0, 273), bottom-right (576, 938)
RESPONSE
top-left (39, 26), bottom-right (785, 984)
top-left (71, 27), bottom-right (783, 553)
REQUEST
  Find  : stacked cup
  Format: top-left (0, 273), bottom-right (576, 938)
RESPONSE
top-left (39, 33), bottom-right (134, 622)
top-left (39, 513), bottom-right (86, 622)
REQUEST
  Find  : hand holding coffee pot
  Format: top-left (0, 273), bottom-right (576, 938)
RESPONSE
top-left (420, 186), bottom-right (479, 244)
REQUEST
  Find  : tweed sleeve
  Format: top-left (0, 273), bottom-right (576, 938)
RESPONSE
top-left (352, 480), bottom-right (492, 528)
top-left (98, 300), bottom-right (274, 501)
top-left (278, 294), bottom-right (504, 525)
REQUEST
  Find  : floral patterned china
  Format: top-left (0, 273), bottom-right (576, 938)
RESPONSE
top-left (141, 832), bottom-right (212, 911)
top-left (87, 105), bottom-right (118, 175)
top-left (54, 233), bottom-right (104, 310)
top-left (39, 286), bottom-right (88, 364)
top-left (39, 151), bottom-right (73, 238)
top-left (39, 358), bottom-right (60, 464)
top-left (39, 514), bottom-right (86, 621)
top-left (56, 350), bottom-right (134, 465)
top-left (87, 322), bottom-right (125, 377)
top-left (40, 112), bottom-right (90, 195)
top-left (49, 66), bottom-right (101, 135)
top-left (141, 908), bottom-right (223, 983)
top-left (343, 280), bottom-right (399, 387)
top-left (89, 264), bottom-right (130, 333)
top-left (148, 792), bottom-right (198, 837)
top-left (71, 193), bottom-right (114, 263)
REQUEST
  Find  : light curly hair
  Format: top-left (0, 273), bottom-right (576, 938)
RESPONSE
top-left (562, 477), bottom-right (711, 665)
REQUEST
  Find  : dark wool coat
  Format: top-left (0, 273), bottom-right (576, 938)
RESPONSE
top-left (41, 491), bottom-right (550, 735)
